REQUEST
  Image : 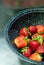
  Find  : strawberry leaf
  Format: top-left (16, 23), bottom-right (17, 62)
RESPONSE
top-left (28, 31), bottom-right (32, 36)
top-left (39, 32), bottom-right (44, 34)
top-left (21, 47), bottom-right (28, 53)
top-left (26, 28), bottom-right (32, 36)
top-left (24, 36), bottom-right (30, 43)
top-left (38, 54), bottom-right (43, 59)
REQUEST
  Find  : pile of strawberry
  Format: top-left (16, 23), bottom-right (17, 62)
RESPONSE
top-left (14, 25), bottom-right (44, 62)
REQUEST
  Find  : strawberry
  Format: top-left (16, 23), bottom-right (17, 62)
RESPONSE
top-left (36, 25), bottom-right (44, 33)
top-left (29, 52), bottom-right (42, 61)
top-left (32, 33), bottom-right (44, 40)
top-left (20, 27), bottom-right (28, 37)
top-left (36, 45), bottom-right (44, 54)
top-left (21, 47), bottom-right (32, 58)
top-left (14, 35), bottom-right (27, 48)
top-left (30, 40), bottom-right (40, 50)
top-left (28, 26), bottom-right (37, 34)
top-left (32, 33), bottom-right (40, 38)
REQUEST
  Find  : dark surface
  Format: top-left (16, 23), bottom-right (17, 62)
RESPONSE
top-left (6, 9), bottom-right (44, 65)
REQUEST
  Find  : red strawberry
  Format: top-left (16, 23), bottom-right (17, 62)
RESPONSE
top-left (36, 45), bottom-right (44, 54)
top-left (36, 25), bottom-right (44, 33)
top-left (30, 40), bottom-right (40, 50)
top-left (21, 47), bottom-right (32, 58)
top-left (14, 35), bottom-right (27, 48)
top-left (29, 52), bottom-right (42, 61)
top-left (28, 26), bottom-right (37, 34)
top-left (20, 27), bottom-right (28, 37)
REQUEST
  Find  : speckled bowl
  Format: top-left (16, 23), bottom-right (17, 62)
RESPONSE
top-left (6, 8), bottom-right (44, 65)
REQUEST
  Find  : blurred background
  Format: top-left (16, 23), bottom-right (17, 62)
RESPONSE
top-left (4, 0), bottom-right (44, 8)
top-left (0, 0), bottom-right (44, 65)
